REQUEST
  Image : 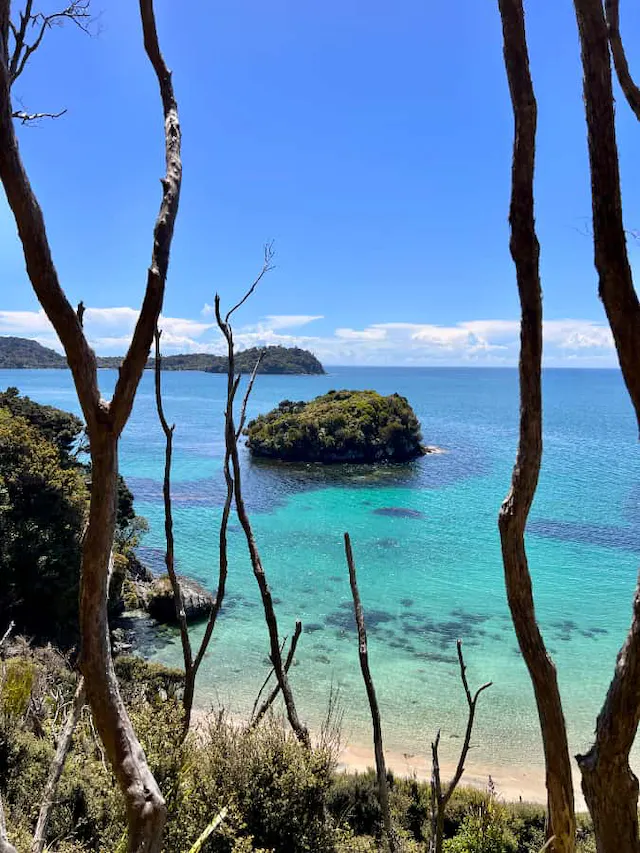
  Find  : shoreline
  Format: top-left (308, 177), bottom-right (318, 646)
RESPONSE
top-left (191, 708), bottom-right (586, 810)
top-left (337, 742), bottom-right (587, 810)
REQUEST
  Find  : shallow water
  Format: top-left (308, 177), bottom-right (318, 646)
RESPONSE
top-left (4, 366), bottom-right (639, 775)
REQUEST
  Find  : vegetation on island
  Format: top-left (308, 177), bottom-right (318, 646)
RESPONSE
top-left (0, 337), bottom-right (325, 375)
top-left (245, 390), bottom-right (426, 463)
top-left (0, 337), bottom-right (66, 369)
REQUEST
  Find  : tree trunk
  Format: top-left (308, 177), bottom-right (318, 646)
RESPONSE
top-left (496, 2), bottom-right (576, 851)
top-left (80, 431), bottom-right (166, 853)
top-left (579, 754), bottom-right (639, 853)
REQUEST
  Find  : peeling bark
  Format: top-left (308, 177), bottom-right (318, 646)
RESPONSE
top-left (497, 2), bottom-right (576, 851)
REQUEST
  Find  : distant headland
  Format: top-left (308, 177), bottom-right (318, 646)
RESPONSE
top-left (245, 389), bottom-right (430, 463)
top-left (0, 337), bottom-right (325, 375)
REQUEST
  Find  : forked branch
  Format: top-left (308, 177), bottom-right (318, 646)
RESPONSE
top-left (215, 259), bottom-right (309, 749)
top-left (344, 532), bottom-right (395, 853)
top-left (251, 620), bottom-right (303, 728)
top-left (429, 642), bottom-right (491, 853)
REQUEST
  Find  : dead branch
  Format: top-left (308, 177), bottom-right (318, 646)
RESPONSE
top-left (224, 242), bottom-right (274, 323)
top-left (250, 635), bottom-right (288, 723)
top-left (31, 677), bottom-right (85, 853)
top-left (251, 621), bottom-right (302, 728)
top-left (0, 622), bottom-right (14, 653)
top-left (12, 108), bottom-right (66, 123)
top-left (236, 350), bottom-right (265, 440)
top-left (215, 271), bottom-right (310, 750)
top-left (429, 642), bottom-right (491, 853)
top-left (605, 0), bottom-right (640, 121)
top-left (8, 1), bottom-right (94, 86)
top-left (573, 0), bottom-right (640, 433)
top-left (154, 328), bottom-right (194, 736)
top-left (496, 2), bottom-right (576, 852)
top-left (344, 532), bottom-right (395, 853)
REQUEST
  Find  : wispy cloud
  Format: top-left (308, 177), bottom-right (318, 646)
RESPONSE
top-left (0, 307), bottom-right (618, 367)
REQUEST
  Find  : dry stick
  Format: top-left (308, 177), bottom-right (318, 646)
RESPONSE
top-left (0, 0), bottom-right (181, 848)
top-left (344, 533), bottom-right (395, 853)
top-left (572, 2), bottom-right (640, 849)
top-left (154, 329), bottom-right (235, 737)
top-left (251, 621), bottom-right (303, 727)
top-left (497, 4), bottom-right (576, 853)
top-left (605, 0), bottom-right (640, 121)
top-left (31, 677), bottom-right (86, 853)
top-left (154, 329), bottom-right (194, 735)
top-left (250, 635), bottom-right (288, 723)
top-left (429, 642), bottom-right (491, 853)
top-left (214, 278), bottom-right (310, 750)
top-left (0, 622), bottom-right (14, 653)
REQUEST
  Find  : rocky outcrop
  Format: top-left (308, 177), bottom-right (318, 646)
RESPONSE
top-left (146, 575), bottom-right (214, 624)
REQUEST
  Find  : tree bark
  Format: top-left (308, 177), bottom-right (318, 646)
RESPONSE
top-left (605, 0), bottom-right (640, 121)
top-left (571, 3), bottom-right (640, 850)
top-left (496, 3), bottom-right (576, 852)
top-left (0, 2), bottom-right (181, 847)
top-left (344, 533), bottom-right (395, 853)
top-left (573, 0), bottom-right (640, 434)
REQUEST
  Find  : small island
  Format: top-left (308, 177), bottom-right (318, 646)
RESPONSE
top-left (245, 389), bottom-right (428, 463)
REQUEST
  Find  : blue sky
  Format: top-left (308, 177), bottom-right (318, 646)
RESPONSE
top-left (2, 0), bottom-right (640, 365)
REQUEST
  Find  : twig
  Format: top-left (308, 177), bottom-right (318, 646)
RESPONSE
top-left (11, 108), bottom-right (66, 123)
top-left (32, 677), bottom-right (85, 853)
top-left (250, 634), bottom-right (287, 723)
top-left (251, 621), bottom-right (303, 727)
top-left (236, 352), bottom-right (265, 441)
top-left (344, 532), bottom-right (395, 853)
top-left (0, 622), bottom-right (14, 653)
top-left (224, 242), bottom-right (274, 323)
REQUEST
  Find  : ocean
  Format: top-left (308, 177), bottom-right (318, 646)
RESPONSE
top-left (3, 366), bottom-right (639, 784)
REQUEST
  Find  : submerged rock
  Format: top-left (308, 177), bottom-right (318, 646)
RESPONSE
top-left (147, 575), bottom-right (214, 624)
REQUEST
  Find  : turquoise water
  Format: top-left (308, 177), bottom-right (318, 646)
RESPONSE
top-left (3, 367), bottom-right (640, 775)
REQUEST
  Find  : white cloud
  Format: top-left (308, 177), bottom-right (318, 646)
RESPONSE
top-left (0, 307), bottom-right (621, 366)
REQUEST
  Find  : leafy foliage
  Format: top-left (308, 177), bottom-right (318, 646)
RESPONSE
top-left (0, 406), bottom-right (87, 644)
top-left (0, 387), bottom-right (84, 459)
top-left (245, 389), bottom-right (425, 463)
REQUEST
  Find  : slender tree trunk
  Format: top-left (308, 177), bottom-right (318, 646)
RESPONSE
top-left (80, 433), bottom-right (166, 852)
top-left (571, 3), bottom-right (640, 850)
top-left (496, 2), bottom-right (576, 851)
top-left (573, 0), bottom-right (640, 433)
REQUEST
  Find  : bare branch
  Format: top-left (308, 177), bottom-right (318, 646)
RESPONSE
top-left (497, 2), bottom-right (575, 852)
top-left (32, 678), bottom-right (85, 853)
top-left (110, 0), bottom-right (182, 436)
top-left (251, 621), bottom-right (303, 728)
top-left (250, 635), bottom-right (288, 724)
top-left (236, 351), bottom-right (265, 441)
top-left (0, 621), bottom-right (14, 653)
top-left (11, 108), bottom-right (66, 123)
top-left (215, 275), bottom-right (310, 750)
top-left (605, 0), bottom-right (640, 121)
top-left (154, 328), bottom-right (194, 736)
top-left (224, 242), bottom-right (275, 324)
top-left (344, 533), bottom-right (395, 853)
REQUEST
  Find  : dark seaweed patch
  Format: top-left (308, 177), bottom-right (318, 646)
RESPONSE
top-left (400, 598), bottom-right (414, 608)
top-left (303, 622), bottom-right (323, 634)
top-left (373, 507), bottom-right (425, 519)
top-left (529, 518), bottom-right (640, 554)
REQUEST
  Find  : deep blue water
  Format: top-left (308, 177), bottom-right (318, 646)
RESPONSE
top-left (3, 366), bottom-right (639, 775)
